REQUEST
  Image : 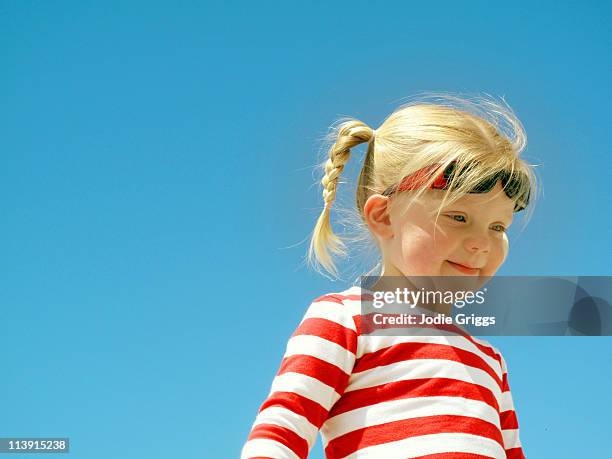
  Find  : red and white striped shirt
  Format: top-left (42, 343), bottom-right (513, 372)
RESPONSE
top-left (241, 286), bottom-right (525, 458)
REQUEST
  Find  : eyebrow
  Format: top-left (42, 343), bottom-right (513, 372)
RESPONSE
top-left (489, 215), bottom-right (513, 227)
top-left (442, 207), bottom-right (513, 226)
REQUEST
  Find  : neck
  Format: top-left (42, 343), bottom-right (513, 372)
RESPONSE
top-left (367, 267), bottom-right (454, 317)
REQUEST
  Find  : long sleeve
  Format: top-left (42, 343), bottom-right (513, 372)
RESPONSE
top-left (499, 353), bottom-right (526, 459)
top-left (241, 293), bottom-right (358, 459)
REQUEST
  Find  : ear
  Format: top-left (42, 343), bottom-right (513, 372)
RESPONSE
top-left (363, 194), bottom-right (394, 240)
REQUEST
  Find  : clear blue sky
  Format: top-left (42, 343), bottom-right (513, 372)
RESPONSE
top-left (1, 1), bottom-right (611, 458)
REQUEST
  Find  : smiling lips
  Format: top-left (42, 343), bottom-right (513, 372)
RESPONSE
top-left (447, 260), bottom-right (480, 274)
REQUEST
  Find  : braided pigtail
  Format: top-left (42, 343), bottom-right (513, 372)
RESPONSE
top-left (308, 119), bottom-right (374, 279)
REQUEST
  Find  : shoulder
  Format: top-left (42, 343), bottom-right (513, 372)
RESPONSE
top-left (478, 340), bottom-right (509, 374)
top-left (312, 285), bottom-right (365, 305)
top-left (302, 285), bottom-right (367, 333)
top-left (463, 336), bottom-right (508, 374)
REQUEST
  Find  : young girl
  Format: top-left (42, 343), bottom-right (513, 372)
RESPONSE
top-left (241, 94), bottom-right (537, 459)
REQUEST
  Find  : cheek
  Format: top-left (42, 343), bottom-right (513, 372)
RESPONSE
top-left (395, 225), bottom-right (453, 272)
top-left (501, 233), bottom-right (509, 262)
top-left (483, 235), bottom-right (509, 274)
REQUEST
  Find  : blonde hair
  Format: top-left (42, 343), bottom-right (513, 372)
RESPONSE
top-left (307, 92), bottom-right (540, 280)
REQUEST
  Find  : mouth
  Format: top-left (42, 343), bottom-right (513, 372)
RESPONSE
top-left (446, 260), bottom-right (480, 275)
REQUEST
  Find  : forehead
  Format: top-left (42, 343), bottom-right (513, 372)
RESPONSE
top-left (438, 181), bottom-right (514, 216)
top-left (394, 181), bottom-right (515, 221)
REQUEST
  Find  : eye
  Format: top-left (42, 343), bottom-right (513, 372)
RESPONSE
top-left (446, 214), bottom-right (466, 223)
top-left (446, 214), bottom-right (507, 233)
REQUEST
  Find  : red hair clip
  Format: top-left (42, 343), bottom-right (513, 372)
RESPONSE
top-left (381, 160), bottom-right (530, 212)
top-left (382, 161), bottom-right (456, 196)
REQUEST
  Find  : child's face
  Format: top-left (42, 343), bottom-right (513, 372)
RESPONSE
top-left (366, 180), bottom-right (514, 278)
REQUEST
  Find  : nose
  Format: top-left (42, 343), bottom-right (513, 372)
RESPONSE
top-left (463, 232), bottom-right (490, 254)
